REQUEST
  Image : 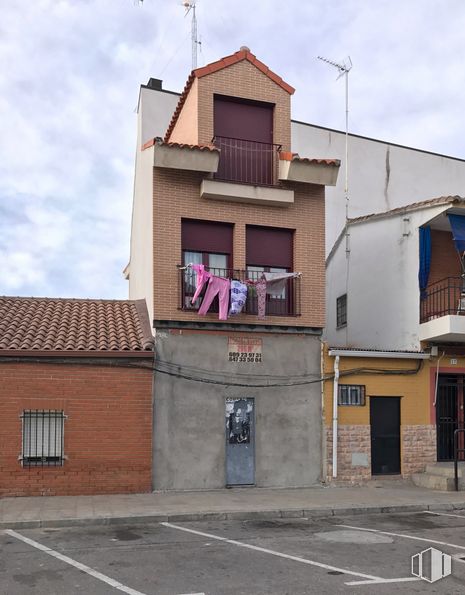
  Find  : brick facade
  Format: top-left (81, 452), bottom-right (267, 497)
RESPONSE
top-left (0, 361), bottom-right (153, 497)
top-left (429, 229), bottom-right (460, 286)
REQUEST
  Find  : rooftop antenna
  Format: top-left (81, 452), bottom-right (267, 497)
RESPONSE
top-left (317, 55), bottom-right (352, 254)
top-left (183, 0), bottom-right (201, 70)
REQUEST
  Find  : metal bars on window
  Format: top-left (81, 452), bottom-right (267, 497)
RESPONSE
top-left (338, 385), bottom-right (365, 406)
top-left (336, 294), bottom-right (347, 328)
top-left (21, 410), bottom-right (65, 467)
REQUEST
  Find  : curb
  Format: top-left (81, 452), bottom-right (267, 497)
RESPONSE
top-left (2, 501), bottom-right (465, 530)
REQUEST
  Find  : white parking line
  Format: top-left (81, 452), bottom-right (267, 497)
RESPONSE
top-left (337, 524), bottom-right (465, 550)
top-left (161, 522), bottom-right (418, 586)
top-left (5, 529), bottom-right (147, 595)
top-left (423, 510), bottom-right (465, 519)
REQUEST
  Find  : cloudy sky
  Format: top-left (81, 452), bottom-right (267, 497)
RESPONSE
top-left (1, 0), bottom-right (464, 299)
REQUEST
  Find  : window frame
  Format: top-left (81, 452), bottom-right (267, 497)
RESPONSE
top-left (336, 293), bottom-right (347, 328)
top-left (338, 385), bottom-right (366, 406)
top-left (21, 410), bottom-right (66, 467)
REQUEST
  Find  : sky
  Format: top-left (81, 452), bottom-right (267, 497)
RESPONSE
top-left (1, 0), bottom-right (465, 300)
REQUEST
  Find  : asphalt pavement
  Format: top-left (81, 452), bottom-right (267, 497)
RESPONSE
top-left (2, 509), bottom-right (465, 594)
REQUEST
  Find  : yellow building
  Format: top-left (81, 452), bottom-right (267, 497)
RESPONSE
top-left (322, 345), bottom-right (464, 482)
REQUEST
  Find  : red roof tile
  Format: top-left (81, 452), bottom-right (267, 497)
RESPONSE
top-left (142, 137), bottom-right (219, 152)
top-left (0, 297), bottom-right (154, 354)
top-left (165, 48), bottom-right (295, 142)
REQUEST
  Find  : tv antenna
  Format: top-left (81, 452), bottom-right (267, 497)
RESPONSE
top-left (317, 56), bottom-right (352, 233)
top-left (183, 1), bottom-right (201, 70)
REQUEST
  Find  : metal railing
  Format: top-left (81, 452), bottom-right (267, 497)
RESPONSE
top-left (179, 267), bottom-right (301, 317)
top-left (454, 429), bottom-right (465, 491)
top-left (212, 136), bottom-right (281, 186)
top-left (420, 276), bottom-right (465, 323)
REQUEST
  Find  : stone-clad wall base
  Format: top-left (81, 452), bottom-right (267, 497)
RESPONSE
top-left (326, 425), bottom-right (371, 484)
top-left (402, 424), bottom-right (436, 476)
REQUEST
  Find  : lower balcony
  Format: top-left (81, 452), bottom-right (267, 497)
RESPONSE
top-left (420, 276), bottom-right (465, 341)
top-left (179, 267), bottom-right (301, 318)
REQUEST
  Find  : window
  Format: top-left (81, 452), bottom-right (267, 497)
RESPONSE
top-left (246, 225), bottom-right (296, 315)
top-left (181, 219), bottom-right (233, 309)
top-left (336, 294), bottom-right (347, 328)
top-left (21, 410), bottom-right (65, 467)
top-left (338, 385), bottom-right (365, 406)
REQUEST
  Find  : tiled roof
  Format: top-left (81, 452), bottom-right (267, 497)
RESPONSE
top-left (348, 196), bottom-right (465, 224)
top-left (142, 137), bottom-right (219, 152)
top-left (279, 151), bottom-right (340, 166)
top-left (0, 297), bottom-right (154, 354)
top-left (165, 48), bottom-right (295, 142)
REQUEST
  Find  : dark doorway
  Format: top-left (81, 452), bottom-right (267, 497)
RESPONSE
top-left (436, 375), bottom-right (464, 461)
top-left (370, 397), bottom-right (401, 475)
top-left (213, 96), bottom-right (275, 185)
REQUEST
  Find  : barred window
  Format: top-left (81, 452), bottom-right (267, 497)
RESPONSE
top-left (21, 410), bottom-right (65, 467)
top-left (336, 294), bottom-right (347, 328)
top-left (338, 385), bottom-right (365, 406)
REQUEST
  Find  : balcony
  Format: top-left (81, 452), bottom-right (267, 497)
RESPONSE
top-left (179, 267), bottom-right (301, 318)
top-left (420, 277), bottom-right (465, 342)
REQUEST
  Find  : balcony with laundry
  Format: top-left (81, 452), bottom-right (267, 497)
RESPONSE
top-left (419, 210), bottom-right (465, 342)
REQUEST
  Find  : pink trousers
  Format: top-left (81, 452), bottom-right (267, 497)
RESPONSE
top-left (198, 276), bottom-right (230, 320)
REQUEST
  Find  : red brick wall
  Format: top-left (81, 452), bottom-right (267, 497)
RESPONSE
top-left (0, 361), bottom-right (153, 497)
top-left (429, 229), bottom-right (460, 286)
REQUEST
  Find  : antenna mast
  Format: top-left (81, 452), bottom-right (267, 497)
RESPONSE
top-left (317, 55), bottom-right (352, 250)
top-left (183, 1), bottom-right (201, 70)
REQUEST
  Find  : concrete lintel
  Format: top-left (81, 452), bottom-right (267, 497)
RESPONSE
top-left (153, 320), bottom-right (323, 335)
top-left (153, 143), bottom-right (219, 173)
top-left (200, 179), bottom-right (294, 207)
top-left (279, 159), bottom-right (339, 186)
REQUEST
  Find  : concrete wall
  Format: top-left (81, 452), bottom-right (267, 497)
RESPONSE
top-left (153, 329), bottom-right (322, 490)
top-left (169, 78), bottom-right (199, 145)
top-left (325, 204), bottom-right (449, 351)
top-left (128, 145), bottom-right (154, 320)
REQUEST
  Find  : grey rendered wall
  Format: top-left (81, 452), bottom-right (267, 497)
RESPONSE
top-left (153, 330), bottom-right (322, 490)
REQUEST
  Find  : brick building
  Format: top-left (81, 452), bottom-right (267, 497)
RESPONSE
top-left (126, 48), bottom-right (340, 489)
top-left (0, 297), bottom-right (154, 497)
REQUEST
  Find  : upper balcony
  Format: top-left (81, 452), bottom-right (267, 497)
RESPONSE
top-left (420, 276), bottom-right (465, 342)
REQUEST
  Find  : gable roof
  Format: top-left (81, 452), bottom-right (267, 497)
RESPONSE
top-left (0, 296), bottom-right (154, 356)
top-left (165, 48), bottom-right (295, 142)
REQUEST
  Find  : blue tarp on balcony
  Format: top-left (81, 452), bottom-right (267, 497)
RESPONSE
top-left (448, 213), bottom-right (465, 252)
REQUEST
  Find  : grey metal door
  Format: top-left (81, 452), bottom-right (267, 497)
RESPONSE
top-left (225, 398), bottom-right (255, 485)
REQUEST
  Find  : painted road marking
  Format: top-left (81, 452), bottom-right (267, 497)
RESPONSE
top-left (423, 510), bottom-right (465, 520)
top-left (346, 577), bottom-right (420, 586)
top-left (5, 529), bottom-right (147, 595)
top-left (338, 524), bottom-right (465, 551)
top-left (162, 522), bottom-right (417, 586)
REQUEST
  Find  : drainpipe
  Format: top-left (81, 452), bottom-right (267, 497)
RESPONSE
top-left (332, 355), bottom-right (340, 478)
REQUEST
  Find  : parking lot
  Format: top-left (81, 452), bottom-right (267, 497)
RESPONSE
top-left (2, 509), bottom-right (465, 594)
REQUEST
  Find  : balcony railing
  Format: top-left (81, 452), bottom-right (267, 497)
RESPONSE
top-left (179, 267), bottom-right (301, 317)
top-left (420, 276), bottom-right (465, 323)
top-left (213, 136), bottom-right (281, 186)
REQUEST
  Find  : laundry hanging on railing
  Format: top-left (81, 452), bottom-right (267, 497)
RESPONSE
top-left (229, 280), bottom-right (248, 316)
top-left (191, 264), bottom-right (212, 302)
top-left (263, 271), bottom-right (300, 294)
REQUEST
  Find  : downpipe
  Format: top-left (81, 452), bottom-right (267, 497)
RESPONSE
top-left (332, 355), bottom-right (340, 478)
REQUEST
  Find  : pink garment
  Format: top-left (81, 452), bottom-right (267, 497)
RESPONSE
top-left (255, 278), bottom-right (267, 320)
top-left (191, 264), bottom-right (212, 303)
top-left (198, 276), bottom-right (230, 320)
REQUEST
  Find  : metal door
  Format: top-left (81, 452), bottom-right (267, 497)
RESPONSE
top-left (225, 398), bottom-right (255, 486)
top-left (436, 375), bottom-right (464, 461)
top-left (370, 397), bottom-right (401, 475)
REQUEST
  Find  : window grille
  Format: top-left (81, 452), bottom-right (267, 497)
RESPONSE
top-left (336, 294), bottom-right (347, 328)
top-left (21, 410), bottom-right (65, 467)
top-left (338, 385), bottom-right (365, 406)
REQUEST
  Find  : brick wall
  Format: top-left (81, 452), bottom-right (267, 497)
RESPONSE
top-left (429, 229), bottom-right (460, 286)
top-left (152, 169), bottom-right (325, 328)
top-left (0, 361), bottom-right (153, 497)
